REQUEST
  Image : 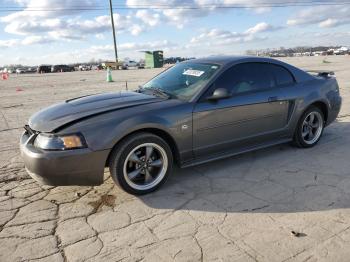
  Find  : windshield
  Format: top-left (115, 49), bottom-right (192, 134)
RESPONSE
top-left (142, 62), bottom-right (220, 101)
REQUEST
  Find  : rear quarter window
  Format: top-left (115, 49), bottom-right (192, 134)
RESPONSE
top-left (270, 64), bottom-right (295, 87)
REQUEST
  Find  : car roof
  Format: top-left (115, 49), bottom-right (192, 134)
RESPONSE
top-left (184, 55), bottom-right (282, 66)
top-left (183, 55), bottom-right (314, 84)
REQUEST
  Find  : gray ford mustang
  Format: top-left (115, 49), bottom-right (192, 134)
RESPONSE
top-left (20, 56), bottom-right (342, 194)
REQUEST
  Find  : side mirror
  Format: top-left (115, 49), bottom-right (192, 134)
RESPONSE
top-left (207, 88), bottom-right (231, 101)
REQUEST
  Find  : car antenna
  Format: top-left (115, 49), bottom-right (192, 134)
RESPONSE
top-left (125, 81), bottom-right (128, 91)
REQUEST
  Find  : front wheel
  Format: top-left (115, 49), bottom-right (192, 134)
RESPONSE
top-left (109, 133), bottom-right (173, 195)
top-left (293, 106), bottom-right (324, 148)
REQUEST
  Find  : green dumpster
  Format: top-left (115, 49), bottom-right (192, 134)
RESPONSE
top-left (145, 50), bottom-right (164, 68)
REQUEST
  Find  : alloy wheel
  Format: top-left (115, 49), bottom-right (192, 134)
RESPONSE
top-left (123, 143), bottom-right (168, 191)
top-left (301, 111), bottom-right (323, 145)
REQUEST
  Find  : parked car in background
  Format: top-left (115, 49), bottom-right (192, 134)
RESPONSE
top-left (51, 65), bottom-right (74, 73)
top-left (16, 68), bottom-right (27, 74)
top-left (37, 65), bottom-right (51, 73)
top-left (122, 60), bottom-right (138, 69)
top-left (78, 65), bottom-right (91, 71)
top-left (137, 62), bottom-right (145, 69)
top-left (27, 67), bottom-right (37, 73)
top-left (4, 68), bottom-right (15, 74)
top-left (91, 64), bottom-right (103, 70)
top-left (334, 47), bottom-right (349, 55)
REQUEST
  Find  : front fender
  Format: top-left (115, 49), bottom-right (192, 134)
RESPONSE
top-left (60, 101), bottom-right (194, 163)
top-left (106, 115), bottom-right (176, 149)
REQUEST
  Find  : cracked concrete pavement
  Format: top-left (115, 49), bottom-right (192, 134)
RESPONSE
top-left (1, 56), bottom-right (350, 261)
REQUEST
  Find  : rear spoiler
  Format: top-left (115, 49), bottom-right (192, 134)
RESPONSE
top-left (307, 70), bottom-right (335, 78)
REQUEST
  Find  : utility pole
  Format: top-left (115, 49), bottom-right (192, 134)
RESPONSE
top-left (109, 0), bottom-right (118, 65)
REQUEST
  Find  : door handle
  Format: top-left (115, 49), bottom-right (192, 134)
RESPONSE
top-left (268, 96), bottom-right (278, 102)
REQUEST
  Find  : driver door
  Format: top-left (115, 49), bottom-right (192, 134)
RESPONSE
top-left (193, 62), bottom-right (290, 158)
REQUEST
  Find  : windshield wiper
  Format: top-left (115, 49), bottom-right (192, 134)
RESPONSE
top-left (152, 88), bottom-right (172, 99)
top-left (139, 86), bottom-right (173, 99)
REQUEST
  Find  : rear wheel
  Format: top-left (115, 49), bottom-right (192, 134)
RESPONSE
top-left (293, 106), bottom-right (324, 148)
top-left (109, 133), bottom-right (173, 195)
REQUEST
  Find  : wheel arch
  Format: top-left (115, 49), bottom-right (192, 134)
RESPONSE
top-left (308, 101), bottom-right (329, 122)
top-left (105, 127), bottom-right (181, 167)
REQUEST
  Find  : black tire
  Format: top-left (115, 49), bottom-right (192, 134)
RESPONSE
top-left (293, 106), bottom-right (325, 148)
top-left (109, 132), bottom-right (173, 195)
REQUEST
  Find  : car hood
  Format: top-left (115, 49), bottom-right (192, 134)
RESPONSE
top-left (29, 91), bottom-right (164, 132)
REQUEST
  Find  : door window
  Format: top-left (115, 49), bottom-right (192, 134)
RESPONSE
top-left (214, 63), bottom-right (276, 96)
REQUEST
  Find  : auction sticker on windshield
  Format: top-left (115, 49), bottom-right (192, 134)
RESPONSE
top-left (183, 69), bottom-right (205, 77)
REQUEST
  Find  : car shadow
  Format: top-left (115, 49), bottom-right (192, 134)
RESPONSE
top-left (138, 120), bottom-right (350, 213)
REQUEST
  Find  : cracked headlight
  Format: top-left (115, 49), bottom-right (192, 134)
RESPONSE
top-left (34, 133), bottom-right (87, 150)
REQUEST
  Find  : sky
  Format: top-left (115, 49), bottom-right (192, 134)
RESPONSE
top-left (0, 0), bottom-right (350, 66)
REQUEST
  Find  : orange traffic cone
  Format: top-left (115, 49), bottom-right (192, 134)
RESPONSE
top-left (2, 73), bottom-right (9, 80)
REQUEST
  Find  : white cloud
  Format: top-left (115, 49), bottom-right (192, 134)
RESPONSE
top-left (2, 0), bottom-right (350, 48)
top-left (244, 22), bottom-right (280, 34)
top-left (190, 29), bottom-right (263, 46)
top-left (81, 21), bottom-right (280, 60)
top-left (135, 10), bottom-right (162, 27)
top-left (125, 0), bottom-right (350, 29)
top-left (0, 39), bottom-right (19, 48)
top-left (0, 36), bottom-right (54, 48)
top-left (95, 33), bottom-right (105, 40)
top-left (120, 40), bottom-right (178, 51)
top-left (125, 0), bottom-right (277, 28)
top-left (319, 19), bottom-right (339, 28)
top-left (129, 24), bottom-right (144, 36)
top-left (21, 35), bottom-right (54, 45)
top-left (2, 0), bottom-right (98, 21)
top-left (3, 18), bottom-right (64, 35)
top-left (88, 40), bottom-right (177, 55)
top-left (190, 22), bottom-right (280, 46)
top-left (0, 0), bottom-right (151, 44)
top-left (1, 12), bottom-right (146, 40)
top-left (287, 5), bottom-right (350, 28)
top-left (253, 7), bottom-right (271, 14)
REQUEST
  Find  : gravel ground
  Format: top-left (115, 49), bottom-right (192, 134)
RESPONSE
top-left (1, 56), bottom-right (350, 262)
